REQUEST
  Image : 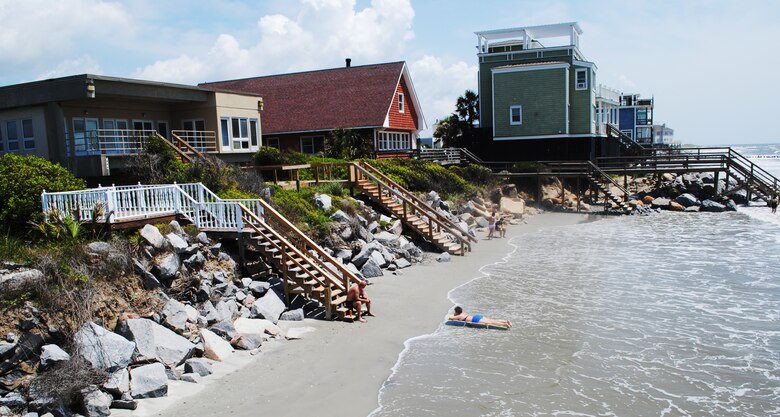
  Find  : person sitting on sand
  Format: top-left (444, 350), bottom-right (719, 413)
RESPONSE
top-left (346, 280), bottom-right (374, 323)
top-left (450, 306), bottom-right (512, 328)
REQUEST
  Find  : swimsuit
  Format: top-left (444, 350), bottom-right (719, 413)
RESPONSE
top-left (471, 314), bottom-right (483, 323)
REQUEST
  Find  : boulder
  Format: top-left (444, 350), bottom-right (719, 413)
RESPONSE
top-left (389, 220), bottom-right (403, 236)
top-left (233, 318), bottom-right (281, 338)
top-left (180, 373), bottom-right (202, 384)
top-left (184, 252), bottom-right (205, 269)
top-left (168, 220), bottom-right (184, 235)
top-left (314, 194), bottom-right (332, 211)
top-left (499, 197), bottom-right (525, 215)
top-left (684, 205), bottom-right (701, 212)
top-left (475, 217), bottom-right (489, 228)
top-left (725, 199), bottom-right (738, 211)
top-left (103, 368), bottom-right (130, 395)
top-left (86, 242), bottom-right (111, 255)
top-left (394, 258), bottom-right (411, 269)
top-left (200, 329), bottom-right (234, 361)
top-left (0, 267), bottom-right (44, 293)
top-left (436, 252), bottom-right (451, 263)
top-left (367, 221), bottom-right (380, 233)
top-left (339, 226), bottom-right (353, 241)
top-left (184, 358), bottom-right (213, 377)
top-left (351, 242), bottom-right (382, 268)
top-left (651, 197), bottom-right (671, 209)
top-left (162, 299), bottom-right (190, 332)
top-left (231, 334), bottom-right (264, 350)
top-left (373, 231), bottom-right (399, 244)
top-left (728, 189), bottom-right (748, 205)
top-left (166, 233), bottom-right (188, 253)
top-left (196, 232), bottom-right (210, 245)
top-left (75, 322), bottom-right (135, 371)
top-left (668, 201), bottom-right (685, 211)
top-left (140, 224), bottom-right (167, 250)
top-left (79, 385), bottom-right (112, 417)
top-left (118, 318), bottom-right (194, 367)
top-left (39, 344), bottom-right (70, 369)
top-left (0, 342), bottom-right (15, 361)
top-left (130, 363), bottom-right (168, 399)
top-left (369, 250), bottom-right (387, 268)
top-left (700, 199), bottom-right (727, 212)
top-left (0, 392), bottom-right (25, 408)
top-left (248, 281), bottom-right (270, 296)
top-left (675, 193), bottom-right (699, 207)
top-left (154, 253), bottom-right (180, 281)
top-left (279, 309), bottom-right (305, 321)
top-left (209, 321), bottom-right (237, 340)
top-left (330, 210), bottom-right (352, 223)
top-left (360, 259), bottom-right (384, 278)
top-left (250, 291), bottom-right (286, 324)
top-left (642, 195), bottom-right (655, 205)
top-left (111, 398), bottom-right (138, 410)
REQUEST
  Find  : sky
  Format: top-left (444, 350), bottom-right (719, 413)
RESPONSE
top-left (1, 0), bottom-right (779, 145)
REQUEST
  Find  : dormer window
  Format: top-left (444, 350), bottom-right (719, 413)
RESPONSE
top-left (398, 93), bottom-right (405, 113)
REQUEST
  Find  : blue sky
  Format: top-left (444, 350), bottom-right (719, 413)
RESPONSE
top-left (2, 0), bottom-right (779, 145)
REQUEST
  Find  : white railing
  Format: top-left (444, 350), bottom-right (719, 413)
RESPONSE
top-left (41, 183), bottom-right (264, 231)
top-left (67, 129), bottom-right (218, 156)
top-left (171, 130), bottom-right (218, 153)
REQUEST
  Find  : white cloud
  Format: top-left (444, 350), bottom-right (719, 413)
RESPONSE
top-left (409, 55), bottom-right (478, 134)
top-left (134, 0), bottom-right (415, 83)
top-left (36, 56), bottom-right (103, 80)
top-left (0, 0), bottom-right (132, 64)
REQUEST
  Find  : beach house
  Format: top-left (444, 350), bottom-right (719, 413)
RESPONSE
top-left (0, 74), bottom-right (263, 179)
top-left (618, 93), bottom-right (654, 145)
top-left (474, 22), bottom-right (629, 160)
top-left (200, 60), bottom-right (426, 159)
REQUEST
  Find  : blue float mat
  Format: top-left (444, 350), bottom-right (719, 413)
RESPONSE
top-left (444, 319), bottom-right (509, 331)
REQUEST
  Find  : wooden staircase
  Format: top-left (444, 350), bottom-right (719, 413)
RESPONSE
top-left (42, 182), bottom-right (360, 320)
top-left (348, 162), bottom-right (476, 255)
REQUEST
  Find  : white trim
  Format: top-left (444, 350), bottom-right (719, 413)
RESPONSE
top-left (383, 63), bottom-right (427, 132)
top-left (477, 45), bottom-right (583, 59)
top-left (573, 59), bottom-right (597, 70)
top-left (565, 67), bottom-right (570, 134)
top-left (575, 68), bottom-right (588, 90)
top-left (509, 105), bottom-right (522, 125)
top-left (491, 62), bottom-right (570, 74)
top-left (398, 92), bottom-right (405, 113)
top-left (494, 133), bottom-right (596, 141)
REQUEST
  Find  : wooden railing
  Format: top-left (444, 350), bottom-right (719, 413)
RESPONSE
top-left (418, 148), bottom-right (484, 165)
top-left (349, 162), bottom-right (474, 254)
top-left (171, 130), bottom-right (217, 154)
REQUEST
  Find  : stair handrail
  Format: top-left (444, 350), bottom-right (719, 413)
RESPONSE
top-left (177, 183), bottom-right (358, 292)
top-left (726, 148), bottom-right (780, 197)
top-left (154, 133), bottom-right (193, 163)
top-left (170, 131), bottom-right (207, 160)
top-left (586, 161), bottom-right (630, 202)
top-left (356, 162), bottom-right (477, 244)
top-left (350, 163), bottom-right (473, 253)
top-left (459, 147), bottom-right (484, 164)
top-left (239, 204), bottom-right (346, 295)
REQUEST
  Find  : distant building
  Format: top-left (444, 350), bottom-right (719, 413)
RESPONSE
top-left (652, 124), bottom-right (676, 146)
top-left (474, 22), bottom-right (627, 160)
top-left (202, 60), bottom-right (426, 159)
top-left (618, 93), bottom-right (654, 145)
top-left (0, 74), bottom-right (263, 178)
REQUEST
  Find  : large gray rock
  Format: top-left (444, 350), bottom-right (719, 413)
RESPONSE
top-left (130, 363), bottom-right (168, 399)
top-left (168, 220), bottom-right (184, 235)
top-left (200, 329), bottom-right (234, 361)
top-left (166, 233), bottom-right (188, 253)
top-left (209, 320), bottom-right (237, 340)
top-left (728, 189), bottom-right (748, 205)
top-left (248, 281), bottom-right (270, 296)
top-left (103, 368), bottom-right (130, 395)
top-left (360, 258), bottom-right (384, 278)
top-left (700, 199), bottom-right (727, 212)
top-left (184, 358), bottom-right (213, 377)
top-left (0, 342), bottom-right (15, 361)
top-left (394, 258), bottom-right (411, 269)
top-left (374, 231), bottom-right (399, 244)
top-left (651, 197), bottom-right (671, 208)
top-left (0, 392), bottom-right (25, 408)
top-left (352, 241), bottom-right (383, 268)
top-left (155, 253), bottom-right (180, 281)
top-left (250, 290), bottom-right (286, 324)
top-left (86, 241), bottom-right (111, 255)
top-left (162, 299), bottom-right (189, 332)
top-left (369, 250), bottom-right (387, 268)
top-left (674, 193), bottom-right (700, 207)
top-left (40, 344), bottom-right (70, 369)
top-left (330, 210), bottom-right (351, 223)
top-left (436, 252), bottom-right (451, 263)
top-left (233, 318), bottom-right (281, 339)
top-left (196, 232), bottom-right (210, 245)
top-left (389, 219), bottom-right (403, 236)
top-left (118, 318), bottom-right (195, 367)
top-left (75, 322), bottom-right (135, 371)
top-left (183, 252), bottom-right (205, 269)
top-left (279, 309), bottom-right (304, 321)
top-left (0, 267), bottom-right (43, 293)
top-left (314, 194), bottom-right (332, 211)
top-left (140, 224), bottom-right (167, 250)
top-left (79, 385), bottom-right (112, 417)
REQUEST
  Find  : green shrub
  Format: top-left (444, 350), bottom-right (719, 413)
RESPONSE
top-left (448, 164), bottom-right (493, 186)
top-left (269, 186), bottom-right (332, 240)
top-left (324, 128), bottom-right (373, 160)
top-left (369, 158), bottom-right (470, 196)
top-left (218, 188), bottom-right (260, 200)
top-left (186, 157), bottom-right (238, 194)
top-left (0, 154), bottom-right (86, 233)
top-left (128, 135), bottom-right (188, 184)
top-left (252, 146), bottom-right (286, 165)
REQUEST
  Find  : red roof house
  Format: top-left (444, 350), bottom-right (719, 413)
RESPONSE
top-left (201, 60), bottom-right (426, 158)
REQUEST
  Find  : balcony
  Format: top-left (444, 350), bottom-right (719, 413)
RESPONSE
top-left (67, 129), bottom-right (217, 157)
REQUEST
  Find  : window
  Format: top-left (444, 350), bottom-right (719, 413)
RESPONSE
top-left (231, 118), bottom-right (249, 149)
top-left (102, 119), bottom-right (129, 154)
top-left (509, 105), bottom-right (522, 125)
top-left (157, 121), bottom-right (169, 140)
top-left (265, 137), bottom-right (280, 149)
top-left (0, 123), bottom-right (3, 151)
top-left (300, 136), bottom-right (324, 154)
top-left (636, 127), bottom-right (652, 144)
top-left (575, 69), bottom-right (588, 90)
top-left (219, 117), bottom-right (258, 151)
top-left (22, 119), bottom-right (34, 150)
top-left (6, 121), bottom-right (19, 151)
top-left (398, 93), bottom-right (405, 113)
top-left (249, 119), bottom-right (258, 147)
top-left (72, 117), bottom-right (99, 155)
top-left (620, 129), bottom-right (633, 139)
top-left (377, 131), bottom-right (410, 151)
top-left (636, 109), bottom-right (648, 125)
top-left (220, 118), bottom-right (230, 148)
top-left (183, 119), bottom-right (207, 150)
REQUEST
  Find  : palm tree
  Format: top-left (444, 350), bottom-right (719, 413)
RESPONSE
top-left (455, 90), bottom-right (479, 128)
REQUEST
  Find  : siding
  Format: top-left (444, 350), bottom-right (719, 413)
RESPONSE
top-left (387, 77), bottom-right (419, 131)
top-left (492, 68), bottom-right (568, 138)
top-left (569, 66), bottom-right (593, 134)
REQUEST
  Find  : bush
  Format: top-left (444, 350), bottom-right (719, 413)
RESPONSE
top-left (252, 146), bottom-right (286, 166)
top-left (324, 128), bottom-right (373, 160)
top-left (0, 154), bottom-right (86, 234)
top-left (185, 157), bottom-right (238, 194)
top-left (127, 135), bottom-right (188, 184)
top-left (269, 186), bottom-right (332, 240)
top-left (370, 158), bottom-right (471, 196)
top-left (449, 164), bottom-right (493, 186)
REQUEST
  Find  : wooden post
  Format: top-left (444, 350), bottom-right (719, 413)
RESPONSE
top-left (314, 165), bottom-right (319, 185)
top-left (747, 165), bottom-right (754, 203)
top-left (295, 169), bottom-right (301, 192)
top-left (576, 176), bottom-right (581, 213)
top-left (713, 170), bottom-right (720, 195)
top-left (560, 176), bottom-right (565, 209)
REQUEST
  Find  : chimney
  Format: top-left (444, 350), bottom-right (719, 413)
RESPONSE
top-left (346, 58), bottom-right (352, 68)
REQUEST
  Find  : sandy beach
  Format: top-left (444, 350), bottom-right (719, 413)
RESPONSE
top-left (116, 212), bottom-right (588, 417)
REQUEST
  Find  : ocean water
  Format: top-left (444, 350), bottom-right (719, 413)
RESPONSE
top-left (370, 144), bottom-right (780, 417)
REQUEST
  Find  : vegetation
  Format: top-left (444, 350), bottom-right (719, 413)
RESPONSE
top-left (370, 158), bottom-right (471, 197)
top-left (324, 128), bottom-right (373, 160)
top-left (0, 154), bottom-right (86, 234)
top-left (434, 89), bottom-right (480, 148)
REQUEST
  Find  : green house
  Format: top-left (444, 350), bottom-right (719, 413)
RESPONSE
top-left (475, 22), bottom-right (619, 160)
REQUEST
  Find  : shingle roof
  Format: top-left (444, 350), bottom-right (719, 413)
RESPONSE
top-left (201, 62), bottom-right (406, 135)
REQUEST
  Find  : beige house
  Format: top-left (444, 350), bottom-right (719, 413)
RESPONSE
top-left (0, 74), bottom-right (263, 178)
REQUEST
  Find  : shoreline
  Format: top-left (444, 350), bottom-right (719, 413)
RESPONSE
top-left (123, 212), bottom-right (592, 417)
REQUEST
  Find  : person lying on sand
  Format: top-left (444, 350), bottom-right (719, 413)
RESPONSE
top-left (450, 306), bottom-right (512, 328)
top-left (346, 280), bottom-right (374, 323)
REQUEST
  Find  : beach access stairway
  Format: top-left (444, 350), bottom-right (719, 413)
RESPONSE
top-left (349, 161), bottom-right (477, 255)
top-left (41, 183), bottom-right (360, 320)
top-left (418, 147), bottom-right (484, 165)
top-left (544, 160), bottom-right (632, 213)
